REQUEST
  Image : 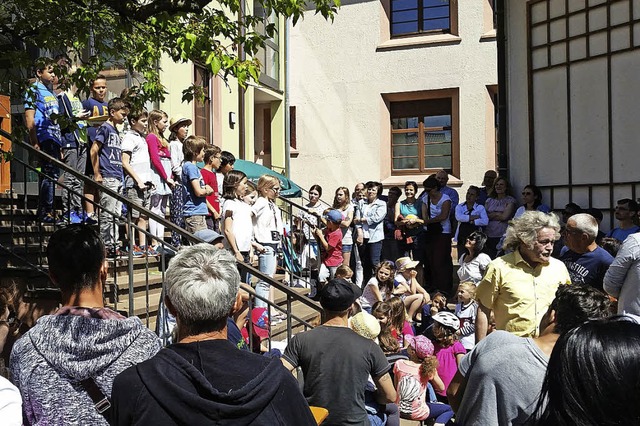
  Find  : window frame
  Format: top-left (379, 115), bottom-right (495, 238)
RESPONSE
top-left (384, 88), bottom-right (460, 178)
top-left (193, 64), bottom-right (212, 143)
top-left (389, 0), bottom-right (458, 38)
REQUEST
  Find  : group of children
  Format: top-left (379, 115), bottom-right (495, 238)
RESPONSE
top-left (24, 57), bottom-right (243, 256)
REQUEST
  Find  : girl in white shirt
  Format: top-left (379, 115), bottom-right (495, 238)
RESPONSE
top-left (457, 230), bottom-right (492, 284)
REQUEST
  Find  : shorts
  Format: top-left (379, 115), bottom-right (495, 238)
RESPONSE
top-left (184, 215), bottom-right (208, 233)
top-left (126, 187), bottom-right (151, 219)
top-left (342, 244), bottom-right (353, 253)
top-left (318, 264), bottom-right (339, 283)
top-left (84, 141), bottom-right (94, 176)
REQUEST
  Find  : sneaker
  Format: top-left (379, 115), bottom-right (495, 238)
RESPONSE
top-left (145, 245), bottom-right (159, 256)
top-left (56, 211), bottom-right (71, 225)
top-left (70, 211), bottom-right (83, 224)
top-left (106, 247), bottom-right (125, 259)
top-left (130, 245), bottom-right (145, 258)
top-left (84, 213), bottom-right (98, 225)
top-left (40, 213), bottom-right (56, 224)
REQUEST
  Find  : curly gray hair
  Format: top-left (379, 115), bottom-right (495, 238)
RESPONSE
top-left (165, 243), bottom-right (240, 327)
top-left (503, 211), bottom-right (561, 252)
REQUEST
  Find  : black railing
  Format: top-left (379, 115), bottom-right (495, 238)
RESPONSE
top-left (1, 131), bottom-right (322, 346)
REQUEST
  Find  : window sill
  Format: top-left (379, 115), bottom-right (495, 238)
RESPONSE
top-left (382, 174), bottom-right (464, 188)
top-left (377, 34), bottom-right (462, 52)
top-left (480, 29), bottom-right (497, 42)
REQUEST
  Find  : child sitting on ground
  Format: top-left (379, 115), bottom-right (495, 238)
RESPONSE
top-left (389, 296), bottom-right (415, 349)
top-left (394, 335), bottom-right (454, 426)
top-left (359, 261), bottom-right (396, 313)
top-left (334, 264), bottom-right (354, 281)
top-left (454, 282), bottom-right (478, 350)
top-left (372, 301), bottom-right (400, 355)
top-left (430, 311), bottom-right (466, 402)
top-left (393, 257), bottom-right (431, 322)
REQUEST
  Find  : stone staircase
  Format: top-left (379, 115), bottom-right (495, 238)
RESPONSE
top-left (0, 192), bottom-right (320, 342)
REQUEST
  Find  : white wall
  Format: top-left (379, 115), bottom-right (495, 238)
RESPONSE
top-left (289, 0), bottom-right (497, 196)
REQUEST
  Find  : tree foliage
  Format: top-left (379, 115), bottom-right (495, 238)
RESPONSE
top-left (0, 0), bottom-right (339, 108)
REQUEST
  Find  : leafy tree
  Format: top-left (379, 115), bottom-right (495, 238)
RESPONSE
top-left (0, 0), bottom-right (339, 109)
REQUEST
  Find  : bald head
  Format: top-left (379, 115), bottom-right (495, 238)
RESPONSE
top-left (436, 170), bottom-right (448, 187)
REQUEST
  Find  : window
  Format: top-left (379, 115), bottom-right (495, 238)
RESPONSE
top-left (193, 65), bottom-right (211, 142)
top-left (391, 0), bottom-right (451, 37)
top-left (253, 1), bottom-right (280, 89)
top-left (387, 91), bottom-right (459, 176)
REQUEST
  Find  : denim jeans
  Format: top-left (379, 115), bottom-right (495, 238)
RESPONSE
top-left (99, 177), bottom-right (122, 249)
top-left (38, 140), bottom-right (61, 216)
top-left (255, 245), bottom-right (277, 308)
top-left (61, 145), bottom-right (87, 212)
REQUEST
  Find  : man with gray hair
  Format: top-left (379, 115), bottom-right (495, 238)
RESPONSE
top-left (475, 211), bottom-right (572, 341)
top-left (110, 244), bottom-right (315, 425)
top-left (559, 213), bottom-right (613, 291)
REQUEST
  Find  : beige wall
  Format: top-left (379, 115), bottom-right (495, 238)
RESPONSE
top-left (289, 0), bottom-right (497, 196)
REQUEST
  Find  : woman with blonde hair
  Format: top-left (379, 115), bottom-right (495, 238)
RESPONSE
top-left (252, 174), bottom-right (284, 318)
top-left (146, 110), bottom-right (175, 253)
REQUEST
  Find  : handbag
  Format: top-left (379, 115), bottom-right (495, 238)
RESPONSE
top-left (424, 196), bottom-right (443, 236)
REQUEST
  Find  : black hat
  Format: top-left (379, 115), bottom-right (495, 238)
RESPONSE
top-left (319, 278), bottom-right (362, 312)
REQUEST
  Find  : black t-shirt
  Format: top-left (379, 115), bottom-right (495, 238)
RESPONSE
top-left (282, 325), bottom-right (390, 426)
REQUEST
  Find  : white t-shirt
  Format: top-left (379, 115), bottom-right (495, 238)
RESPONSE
top-left (340, 204), bottom-right (354, 245)
top-left (0, 376), bottom-right (22, 426)
top-left (169, 140), bottom-right (184, 178)
top-left (359, 277), bottom-right (387, 309)
top-left (121, 130), bottom-right (153, 186)
top-left (252, 197), bottom-right (283, 244)
top-left (457, 253), bottom-right (492, 284)
top-left (221, 198), bottom-right (253, 252)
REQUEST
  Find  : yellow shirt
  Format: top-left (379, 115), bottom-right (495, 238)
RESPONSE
top-left (476, 249), bottom-right (571, 337)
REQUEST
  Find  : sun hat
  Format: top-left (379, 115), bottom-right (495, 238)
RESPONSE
top-left (405, 335), bottom-right (435, 358)
top-left (319, 278), bottom-right (362, 312)
top-left (350, 312), bottom-right (381, 340)
top-left (432, 311), bottom-right (461, 331)
top-left (169, 115), bottom-right (193, 132)
top-left (395, 256), bottom-right (419, 271)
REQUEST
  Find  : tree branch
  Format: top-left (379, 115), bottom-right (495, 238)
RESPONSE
top-left (96, 0), bottom-right (213, 21)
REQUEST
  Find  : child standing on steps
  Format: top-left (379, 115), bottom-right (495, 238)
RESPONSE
top-left (181, 136), bottom-right (214, 234)
top-left (90, 97), bottom-right (129, 258)
top-left (455, 281), bottom-right (478, 350)
top-left (313, 209), bottom-right (344, 292)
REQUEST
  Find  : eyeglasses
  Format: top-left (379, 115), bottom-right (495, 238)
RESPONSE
top-left (271, 187), bottom-right (281, 193)
top-left (466, 237), bottom-right (476, 242)
top-left (214, 155), bottom-right (222, 160)
top-left (522, 191), bottom-right (533, 196)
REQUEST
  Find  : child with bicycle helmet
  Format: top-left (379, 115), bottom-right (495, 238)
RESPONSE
top-left (430, 311), bottom-right (466, 402)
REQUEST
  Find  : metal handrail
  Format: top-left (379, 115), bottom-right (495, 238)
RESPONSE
top-left (1, 129), bottom-right (322, 337)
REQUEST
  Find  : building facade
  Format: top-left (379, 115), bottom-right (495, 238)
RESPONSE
top-left (289, 0), bottom-right (498, 194)
top-left (503, 0), bottom-right (640, 230)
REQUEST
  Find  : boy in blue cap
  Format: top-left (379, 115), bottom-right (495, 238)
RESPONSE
top-left (314, 209), bottom-right (345, 288)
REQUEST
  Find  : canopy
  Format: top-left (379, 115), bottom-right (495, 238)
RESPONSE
top-left (233, 159), bottom-right (303, 198)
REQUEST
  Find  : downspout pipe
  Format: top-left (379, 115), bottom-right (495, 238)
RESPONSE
top-left (284, 18), bottom-right (291, 178)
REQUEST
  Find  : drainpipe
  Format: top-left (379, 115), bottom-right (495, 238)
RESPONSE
top-left (496, 0), bottom-right (508, 178)
top-left (238, 0), bottom-right (246, 160)
top-left (284, 17), bottom-right (291, 178)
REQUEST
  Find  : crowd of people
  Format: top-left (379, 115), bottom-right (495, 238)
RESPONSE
top-left (12, 55), bottom-right (640, 425)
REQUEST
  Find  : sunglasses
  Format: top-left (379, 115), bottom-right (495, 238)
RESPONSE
top-left (522, 191), bottom-right (533, 196)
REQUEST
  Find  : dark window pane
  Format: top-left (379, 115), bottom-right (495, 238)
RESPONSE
top-left (425, 155), bottom-right (452, 169)
top-left (392, 0), bottom-right (418, 11)
top-left (392, 132), bottom-right (419, 145)
top-left (393, 144), bottom-right (419, 157)
top-left (423, 4), bottom-right (449, 18)
top-left (392, 117), bottom-right (419, 130)
top-left (425, 131), bottom-right (451, 144)
top-left (425, 114), bottom-right (451, 127)
top-left (423, 17), bottom-right (450, 31)
top-left (425, 142), bottom-right (451, 155)
top-left (394, 158), bottom-right (420, 170)
top-left (392, 21), bottom-right (419, 35)
top-left (392, 10), bottom-right (419, 24)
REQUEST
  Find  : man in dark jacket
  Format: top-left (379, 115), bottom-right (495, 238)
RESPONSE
top-left (110, 244), bottom-right (315, 425)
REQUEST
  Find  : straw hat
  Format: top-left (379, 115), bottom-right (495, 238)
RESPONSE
top-left (169, 115), bottom-right (193, 132)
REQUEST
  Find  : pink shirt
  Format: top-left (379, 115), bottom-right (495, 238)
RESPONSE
top-left (394, 360), bottom-right (430, 420)
top-left (146, 133), bottom-right (171, 181)
top-left (433, 341), bottom-right (466, 396)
